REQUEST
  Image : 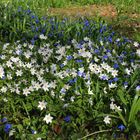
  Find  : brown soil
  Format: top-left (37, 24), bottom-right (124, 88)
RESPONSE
top-left (48, 4), bottom-right (140, 20)
top-left (48, 4), bottom-right (117, 18)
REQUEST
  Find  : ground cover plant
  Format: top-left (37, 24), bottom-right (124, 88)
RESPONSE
top-left (0, 1), bottom-right (140, 140)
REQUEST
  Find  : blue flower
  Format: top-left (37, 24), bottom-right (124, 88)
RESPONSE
top-left (113, 77), bottom-right (118, 82)
top-left (77, 71), bottom-right (83, 77)
top-left (60, 64), bottom-right (64, 68)
top-left (75, 59), bottom-right (83, 63)
top-left (103, 55), bottom-right (108, 60)
top-left (66, 55), bottom-right (73, 60)
top-left (64, 116), bottom-right (71, 122)
top-left (106, 49), bottom-right (111, 53)
top-left (94, 49), bottom-right (100, 54)
top-left (118, 124), bottom-right (125, 131)
top-left (113, 63), bottom-right (119, 69)
top-left (136, 85), bottom-right (140, 91)
top-left (4, 123), bottom-right (12, 133)
top-left (1, 117), bottom-right (7, 123)
top-left (123, 82), bottom-right (128, 86)
top-left (2, 75), bottom-right (5, 80)
top-left (68, 78), bottom-right (77, 84)
top-left (31, 129), bottom-right (37, 134)
top-left (31, 39), bottom-right (35, 45)
top-left (108, 79), bottom-right (113, 84)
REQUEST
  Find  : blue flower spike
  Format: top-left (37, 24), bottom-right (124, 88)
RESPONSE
top-left (118, 124), bottom-right (125, 131)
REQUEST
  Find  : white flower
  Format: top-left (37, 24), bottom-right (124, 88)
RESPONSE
top-left (34, 82), bottom-right (41, 90)
top-left (104, 116), bottom-right (111, 124)
top-left (84, 37), bottom-right (89, 41)
top-left (1, 55), bottom-right (6, 60)
top-left (36, 138), bottom-right (42, 140)
top-left (24, 51), bottom-right (32, 59)
top-left (101, 62), bottom-right (109, 69)
top-left (88, 88), bottom-right (93, 95)
top-left (23, 88), bottom-right (30, 96)
top-left (16, 70), bottom-right (23, 76)
top-left (109, 83), bottom-right (117, 89)
top-left (38, 101), bottom-right (47, 110)
top-left (9, 129), bottom-right (16, 137)
top-left (103, 87), bottom-right (107, 94)
top-left (136, 49), bottom-right (140, 57)
top-left (26, 63), bottom-right (32, 69)
top-left (7, 74), bottom-right (12, 80)
top-left (110, 102), bottom-right (115, 110)
top-left (30, 68), bottom-right (36, 75)
top-left (115, 106), bottom-right (122, 111)
top-left (111, 70), bottom-right (118, 77)
top-left (43, 114), bottom-right (53, 124)
top-left (42, 82), bottom-right (49, 91)
top-left (134, 42), bottom-right (139, 47)
top-left (1, 86), bottom-right (7, 93)
top-left (125, 68), bottom-right (131, 75)
top-left (6, 61), bottom-right (13, 68)
top-left (39, 34), bottom-right (47, 40)
top-left (100, 40), bottom-right (103, 46)
top-left (3, 98), bottom-right (8, 102)
top-left (110, 102), bottom-right (122, 111)
top-left (0, 66), bottom-right (5, 78)
top-left (94, 56), bottom-right (99, 62)
top-left (29, 44), bottom-right (34, 50)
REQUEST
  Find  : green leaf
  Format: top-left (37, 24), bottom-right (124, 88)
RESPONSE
top-left (118, 89), bottom-right (128, 106)
top-left (128, 93), bottom-right (140, 123)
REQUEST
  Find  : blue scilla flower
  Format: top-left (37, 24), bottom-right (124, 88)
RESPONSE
top-left (34, 35), bottom-right (38, 40)
top-left (100, 75), bottom-right (108, 80)
top-left (108, 79), bottom-right (113, 84)
top-left (36, 27), bottom-right (39, 32)
top-left (84, 20), bottom-right (89, 27)
top-left (99, 27), bottom-right (103, 34)
top-left (123, 82), bottom-right (128, 85)
top-left (1, 117), bottom-right (7, 123)
top-left (60, 88), bottom-right (66, 94)
top-left (64, 116), bottom-right (71, 122)
top-left (66, 55), bottom-right (73, 61)
top-left (31, 14), bottom-right (35, 19)
top-left (94, 49), bottom-right (100, 54)
top-left (76, 59), bottom-right (83, 63)
top-left (60, 64), bottom-right (64, 68)
top-left (77, 71), bottom-right (83, 77)
top-left (130, 59), bottom-right (134, 63)
top-left (4, 123), bottom-right (12, 133)
top-left (68, 78), bottom-right (77, 84)
top-left (2, 75), bottom-right (5, 80)
top-left (41, 29), bottom-right (46, 34)
top-left (108, 36), bottom-right (113, 43)
top-left (130, 52), bottom-right (136, 56)
top-left (122, 51), bottom-right (127, 55)
top-left (103, 55), bottom-right (108, 60)
top-left (26, 9), bottom-right (31, 14)
top-left (136, 85), bottom-right (140, 91)
top-left (35, 19), bottom-right (40, 24)
top-left (31, 39), bottom-right (35, 45)
top-left (113, 77), bottom-right (118, 82)
top-left (118, 124), bottom-right (125, 131)
top-left (31, 129), bottom-right (37, 134)
top-left (77, 44), bottom-right (83, 49)
top-left (17, 6), bottom-right (22, 12)
top-left (113, 63), bottom-right (119, 69)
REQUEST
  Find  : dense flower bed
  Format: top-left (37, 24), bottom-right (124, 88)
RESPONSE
top-left (0, 3), bottom-right (140, 140)
top-left (0, 35), bottom-right (140, 139)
